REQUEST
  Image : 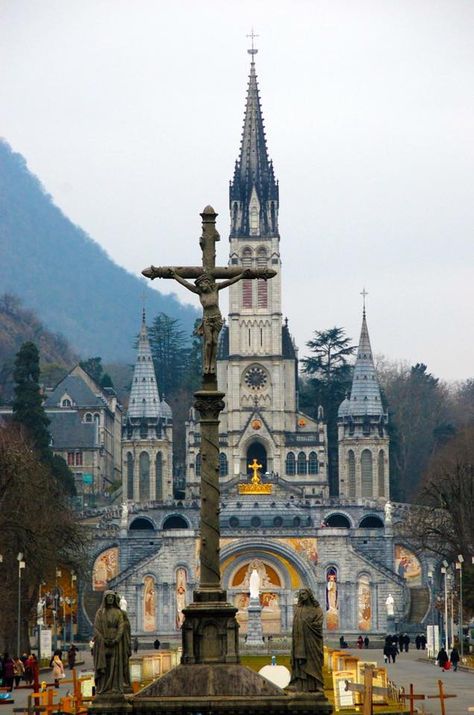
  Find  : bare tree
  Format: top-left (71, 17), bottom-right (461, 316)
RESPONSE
top-left (0, 424), bottom-right (88, 653)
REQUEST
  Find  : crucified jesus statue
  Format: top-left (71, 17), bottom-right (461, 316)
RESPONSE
top-left (142, 205), bottom-right (276, 376)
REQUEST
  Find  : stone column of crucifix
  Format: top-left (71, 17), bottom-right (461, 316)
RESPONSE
top-left (143, 206), bottom-right (275, 600)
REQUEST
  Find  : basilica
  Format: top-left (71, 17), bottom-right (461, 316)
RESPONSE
top-left (79, 50), bottom-right (434, 642)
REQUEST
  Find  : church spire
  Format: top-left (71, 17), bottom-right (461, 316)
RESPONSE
top-left (229, 40), bottom-right (279, 238)
top-left (339, 304), bottom-right (384, 417)
top-left (127, 312), bottom-right (162, 419)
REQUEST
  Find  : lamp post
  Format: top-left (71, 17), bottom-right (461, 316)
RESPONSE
top-left (70, 571), bottom-right (77, 642)
top-left (441, 561), bottom-right (449, 648)
top-left (456, 555), bottom-right (464, 656)
top-left (54, 568), bottom-right (61, 650)
top-left (17, 552), bottom-right (26, 657)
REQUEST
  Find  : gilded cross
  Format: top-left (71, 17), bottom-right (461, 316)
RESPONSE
top-left (248, 458), bottom-right (263, 484)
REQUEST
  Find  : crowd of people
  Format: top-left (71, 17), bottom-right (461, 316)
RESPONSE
top-left (383, 633), bottom-right (415, 662)
top-left (436, 646), bottom-right (460, 672)
top-left (0, 653), bottom-right (38, 691)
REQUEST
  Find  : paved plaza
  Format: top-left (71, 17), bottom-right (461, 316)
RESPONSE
top-left (3, 647), bottom-right (473, 715)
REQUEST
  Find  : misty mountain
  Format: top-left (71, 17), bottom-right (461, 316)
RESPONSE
top-left (0, 140), bottom-right (198, 362)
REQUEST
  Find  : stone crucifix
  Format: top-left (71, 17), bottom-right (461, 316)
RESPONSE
top-left (142, 206), bottom-right (276, 596)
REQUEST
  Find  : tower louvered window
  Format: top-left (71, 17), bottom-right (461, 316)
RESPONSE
top-left (377, 450), bottom-right (385, 497)
top-left (139, 451), bottom-right (150, 502)
top-left (127, 452), bottom-right (134, 500)
top-left (242, 248), bottom-right (253, 308)
top-left (347, 450), bottom-right (356, 497)
top-left (219, 452), bottom-right (228, 477)
top-left (257, 249), bottom-right (268, 308)
top-left (361, 449), bottom-right (373, 497)
top-left (156, 452), bottom-right (163, 501)
top-left (195, 453), bottom-right (201, 477)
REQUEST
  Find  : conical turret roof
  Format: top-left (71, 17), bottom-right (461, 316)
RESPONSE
top-left (338, 309), bottom-right (384, 417)
top-left (128, 311), bottom-right (162, 419)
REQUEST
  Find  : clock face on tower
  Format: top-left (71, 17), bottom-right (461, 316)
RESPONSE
top-left (244, 366), bottom-right (267, 391)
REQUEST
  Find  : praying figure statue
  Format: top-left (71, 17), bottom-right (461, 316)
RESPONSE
top-left (249, 568), bottom-right (260, 601)
top-left (93, 591), bottom-right (129, 696)
top-left (386, 593), bottom-right (395, 617)
top-left (287, 588), bottom-right (324, 693)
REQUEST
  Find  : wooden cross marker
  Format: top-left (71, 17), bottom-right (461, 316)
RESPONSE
top-left (344, 666), bottom-right (389, 715)
top-left (426, 680), bottom-right (457, 715)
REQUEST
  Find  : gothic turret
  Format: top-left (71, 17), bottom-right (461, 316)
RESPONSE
top-left (338, 305), bottom-right (390, 500)
top-left (122, 311), bottom-right (173, 503)
top-left (229, 48), bottom-right (279, 238)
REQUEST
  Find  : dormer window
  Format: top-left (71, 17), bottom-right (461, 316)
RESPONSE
top-left (62, 399), bottom-right (72, 407)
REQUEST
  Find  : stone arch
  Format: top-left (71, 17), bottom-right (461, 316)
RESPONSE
top-left (129, 516), bottom-right (155, 531)
top-left (162, 514), bottom-right (190, 530)
top-left (347, 449), bottom-right (356, 496)
top-left (359, 514), bottom-right (384, 528)
top-left (324, 512), bottom-right (353, 528)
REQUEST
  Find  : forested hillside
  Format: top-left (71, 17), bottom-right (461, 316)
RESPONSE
top-left (0, 140), bottom-right (198, 361)
top-left (0, 293), bottom-right (77, 402)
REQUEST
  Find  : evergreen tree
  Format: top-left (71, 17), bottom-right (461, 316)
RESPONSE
top-left (148, 313), bottom-right (189, 398)
top-left (300, 327), bottom-right (356, 495)
top-left (12, 341), bottom-right (75, 494)
top-left (80, 356), bottom-right (104, 385)
top-left (12, 341), bottom-right (51, 460)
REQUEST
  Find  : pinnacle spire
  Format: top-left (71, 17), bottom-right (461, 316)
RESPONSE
top-left (339, 306), bottom-right (384, 417)
top-left (128, 313), bottom-right (161, 419)
top-left (229, 43), bottom-right (279, 238)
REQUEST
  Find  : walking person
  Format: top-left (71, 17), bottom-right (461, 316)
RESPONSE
top-left (383, 641), bottom-right (391, 663)
top-left (450, 647), bottom-right (460, 672)
top-left (13, 656), bottom-right (24, 688)
top-left (133, 637), bottom-right (139, 654)
top-left (67, 644), bottom-right (77, 670)
top-left (50, 650), bottom-right (64, 687)
top-left (436, 646), bottom-right (449, 669)
top-left (3, 654), bottom-right (14, 691)
top-left (364, 636), bottom-right (369, 649)
top-left (390, 643), bottom-right (397, 663)
top-left (25, 653), bottom-right (37, 685)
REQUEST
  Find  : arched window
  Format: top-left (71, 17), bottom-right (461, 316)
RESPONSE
top-left (85, 413), bottom-right (93, 422)
top-left (250, 206), bottom-right (259, 233)
top-left (242, 248), bottom-right (253, 308)
top-left (378, 450), bottom-right (385, 497)
top-left (195, 453), bottom-right (201, 477)
top-left (129, 517), bottom-right (154, 530)
top-left (325, 513), bottom-right (351, 528)
top-left (126, 452), bottom-right (134, 500)
top-left (155, 452), bottom-right (163, 501)
top-left (286, 452), bottom-right (296, 476)
top-left (139, 451), bottom-right (150, 502)
top-left (348, 450), bottom-right (356, 497)
top-left (257, 248), bottom-right (268, 308)
top-left (361, 449), bottom-right (373, 497)
top-left (293, 516), bottom-right (301, 527)
top-left (219, 452), bottom-right (228, 477)
top-left (297, 452), bottom-right (307, 475)
top-left (62, 398), bottom-right (72, 407)
top-left (308, 452), bottom-right (318, 475)
top-left (359, 515), bottom-right (384, 528)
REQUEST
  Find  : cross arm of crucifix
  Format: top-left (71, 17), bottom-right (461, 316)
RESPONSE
top-left (142, 265), bottom-right (276, 287)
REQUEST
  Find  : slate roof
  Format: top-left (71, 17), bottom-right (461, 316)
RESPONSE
top-left (48, 411), bottom-right (98, 449)
top-left (127, 312), bottom-right (163, 420)
top-left (45, 375), bottom-right (105, 408)
top-left (338, 310), bottom-right (384, 418)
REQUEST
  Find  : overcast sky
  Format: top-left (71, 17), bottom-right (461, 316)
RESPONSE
top-left (1, 0), bottom-right (473, 381)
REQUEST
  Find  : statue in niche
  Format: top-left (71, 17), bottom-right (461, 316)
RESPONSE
top-left (93, 591), bottom-right (128, 696)
top-left (386, 593), bottom-right (395, 617)
top-left (287, 589), bottom-right (324, 693)
top-left (176, 568), bottom-right (187, 629)
top-left (249, 568), bottom-right (260, 600)
top-left (143, 577), bottom-right (156, 632)
top-left (384, 500), bottom-right (393, 525)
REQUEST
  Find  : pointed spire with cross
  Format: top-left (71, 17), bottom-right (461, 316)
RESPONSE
top-left (246, 28), bottom-right (259, 58)
top-left (360, 287), bottom-right (368, 317)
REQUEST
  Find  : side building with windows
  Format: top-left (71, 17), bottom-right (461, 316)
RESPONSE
top-left (44, 364), bottom-right (122, 495)
top-left (122, 311), bottom-right (173, 503)
top-left (337, 308), bottom-right (390, 499)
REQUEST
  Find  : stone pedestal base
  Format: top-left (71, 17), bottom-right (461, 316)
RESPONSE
top-left (181, 589), bottom-right (239, 664)
top-left (88, 693), bottom-right (132, 714)
top-left (132, 663), bottom-right (332, 715)
top-left (246, 597), bottom-right (264, 645)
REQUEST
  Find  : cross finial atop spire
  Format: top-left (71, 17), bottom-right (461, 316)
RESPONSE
top-left (360, 288), bottom-right (368, 317)
top-left (246, 28), bottom-right (259, 58)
